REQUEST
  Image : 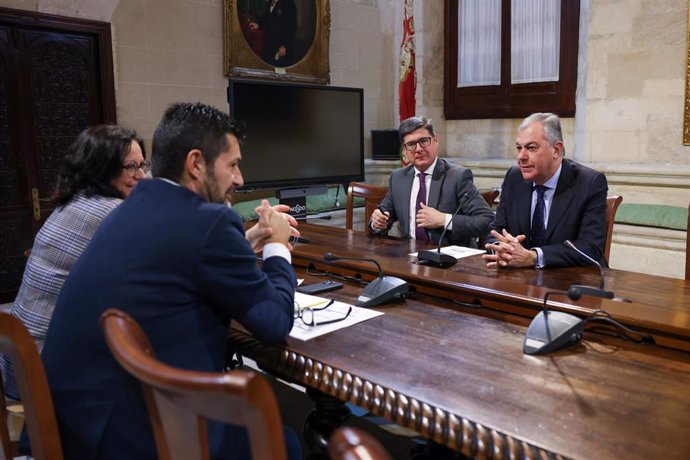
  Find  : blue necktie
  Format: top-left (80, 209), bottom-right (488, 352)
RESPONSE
top-left (415, 173), bottom-right (428, 241)
top-left (531, 185), bottom-right (548, 247)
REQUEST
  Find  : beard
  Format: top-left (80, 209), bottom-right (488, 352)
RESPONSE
top-left (203, 167), bottom-right (230, 204)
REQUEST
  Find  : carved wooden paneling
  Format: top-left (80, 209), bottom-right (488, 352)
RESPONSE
top-left (31, 41), bottom-right (91, 197)
top-left (0, 221), bottom-right (24, 293)
top-left (0, 8), bottom-right (116, 302)
top-left (0, 42), bottom-right (17, 207)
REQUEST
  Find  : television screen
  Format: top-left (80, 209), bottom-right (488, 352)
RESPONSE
top-left (228, 79), bottom-right (364, 190)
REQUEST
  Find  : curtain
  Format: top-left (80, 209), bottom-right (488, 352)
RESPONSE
top-left (457, 0), bottom-right (561, 87)
top-left (511, 0), bottom-right (560, 83)
top-left (457, 0), bottom-right (501, 87)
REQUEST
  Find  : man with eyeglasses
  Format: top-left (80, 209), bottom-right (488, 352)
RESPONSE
top-left (370, 116), bottom-right (494, 247)
top-left (39, 102), bottom-right (302, 460)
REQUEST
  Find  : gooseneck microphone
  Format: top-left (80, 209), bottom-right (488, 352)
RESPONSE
top-left (416, 193), bottom-right (468, 269)
top-left (563, 240), bottom-right (616, 301)
top-left (323, 252), bottom-right (408, 308)
top-left (324, 252), bottom-right (383, 277)
top-left (524, 241), bottom-right (638, 354)
top-left (564, 240), bottom-right (605, 289)
top-left (524, 290), bottom-right (584, 355)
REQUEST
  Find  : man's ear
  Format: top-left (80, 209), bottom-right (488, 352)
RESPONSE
top-left (185, 149), bottom-right (205, 180)
top-left (552, 141), bottom-right (564, 158)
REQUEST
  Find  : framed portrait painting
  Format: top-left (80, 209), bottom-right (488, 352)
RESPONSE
top-left (223, 0), bottom-right (330, 84)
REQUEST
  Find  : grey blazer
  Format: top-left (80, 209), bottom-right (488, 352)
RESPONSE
top-left (373, 159), bottom-right (494, 247)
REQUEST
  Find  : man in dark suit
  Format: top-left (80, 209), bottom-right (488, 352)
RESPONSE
top-left (249, 0), bottom-right (297, 67)
top-left (483, 112), bottom-right (608, 269)
top-left (39, 102), bottom-right (301, 459)
top-left (370, 116), bottom-right (494, 247)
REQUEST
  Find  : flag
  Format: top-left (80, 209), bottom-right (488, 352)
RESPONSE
top-left (399, 0), bottom-right (416, 165)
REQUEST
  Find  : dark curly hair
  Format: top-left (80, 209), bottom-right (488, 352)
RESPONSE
top-left (151, 102), bottom-right (243, 181)
top-left (54, 125), bottom-right (145, 207)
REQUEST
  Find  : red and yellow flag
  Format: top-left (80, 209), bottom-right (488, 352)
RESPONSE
top-left (399, 0), bottom-right (416, 165)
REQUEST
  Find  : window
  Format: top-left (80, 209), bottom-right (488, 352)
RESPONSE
top-left (444, 0), bottom-right (580, 119)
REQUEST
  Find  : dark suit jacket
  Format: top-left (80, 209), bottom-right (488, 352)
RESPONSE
top-left (40, 179), bottom-right (296, 459)
top-left (374, 159), bottom-right (494, 247)
top-left (258, 0), bottom-right (297, 66)
top-left (489, 158), bottom-right (608, 267)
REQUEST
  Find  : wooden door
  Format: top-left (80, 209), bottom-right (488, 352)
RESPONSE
top-left (0, 8), bottom-right (115, 303)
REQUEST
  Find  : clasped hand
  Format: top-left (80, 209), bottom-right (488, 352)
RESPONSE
top-left (245, 200), bottom-right (300, 253)
top-left (371, 203), bottom-right (446, 231)
top-left (414, 203), bottom-right (445, 228)
top-left (482, 229), bottom-right (536, 268)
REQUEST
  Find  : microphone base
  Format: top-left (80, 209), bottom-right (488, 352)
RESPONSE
top-left (355, 276), bottom-right (408, 308)
top-left (524, 310), bottom-right (584, 355)
top-left (417, 250), bottom-right (457, 269)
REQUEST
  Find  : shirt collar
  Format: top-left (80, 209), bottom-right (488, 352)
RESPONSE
top-left (157, 177), bottom-right (180, 187)
top-left (536, 163), bottom-right (562, 190)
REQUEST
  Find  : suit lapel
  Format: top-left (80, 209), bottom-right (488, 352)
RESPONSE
top-left (545, 160), bottom-right (576, 241)
top-left (399, 166), bottom-right (415, 234)
top-left (516, 179), bottom-right (532, 237)
top-left (427, 159), bottom-right (446, 208)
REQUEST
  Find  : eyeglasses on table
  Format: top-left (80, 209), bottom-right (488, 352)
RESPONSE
top-left (294, 298), bottom-right (352, 327)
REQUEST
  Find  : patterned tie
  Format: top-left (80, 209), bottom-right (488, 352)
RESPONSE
top-left (415, 172), bottom-right (428, 241)
top-left (531, 185), bottom-right (548, 247)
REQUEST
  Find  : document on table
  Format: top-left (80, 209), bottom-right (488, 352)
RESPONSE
top-left (410, 245), bottom-right (485, 259)
top-left (290, 292), bottom-right (383, 341)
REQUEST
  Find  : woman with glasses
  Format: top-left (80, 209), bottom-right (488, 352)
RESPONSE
top-left (0, 124), bottom-right (146, 398)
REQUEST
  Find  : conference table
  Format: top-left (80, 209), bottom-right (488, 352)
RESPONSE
top-left (230, 223), bottom-right (690, 459)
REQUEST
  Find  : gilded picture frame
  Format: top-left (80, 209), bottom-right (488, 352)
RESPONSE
top-left (223, 0), bottom-right (330, 84)
top-left (683, 2), bottom-right (690, 145)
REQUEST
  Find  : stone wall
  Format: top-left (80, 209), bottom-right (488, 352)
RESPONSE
top-left (4, 0), bottom-right (688, 278)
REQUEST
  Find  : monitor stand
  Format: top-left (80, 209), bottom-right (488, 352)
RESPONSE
top-left (276, 186), bottom-right (328, 220)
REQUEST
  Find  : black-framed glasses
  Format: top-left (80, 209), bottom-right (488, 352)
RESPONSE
top-left (402, 136), bottom-right (432, 151)
top-left (294, 299), bottom-right (352, 326)
top-left (122, 161), bottom-right (151, 176)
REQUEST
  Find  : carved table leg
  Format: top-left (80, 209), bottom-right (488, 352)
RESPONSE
top-left (303, 387), bottom-right (351, 459)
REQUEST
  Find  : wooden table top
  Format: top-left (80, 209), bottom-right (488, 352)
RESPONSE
top-left (290, 224), bottom-right (690, 351)
top-left (231, 224), bottom-right (690, 459)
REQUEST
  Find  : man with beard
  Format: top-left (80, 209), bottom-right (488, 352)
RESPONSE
top-left (39, 102), bottom-right (302, 459)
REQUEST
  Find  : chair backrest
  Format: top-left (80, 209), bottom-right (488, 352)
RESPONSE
top-left (604, 195), bottom-right (623, 266)
top-left (328, 426), bottom-right (392, 460)
top-left (99, 309), bottom-right (287, 460)
top-left (0, 313), bottom-right (63, 460)
top-left (685, 205), bottom-right (690, 280)
top-left (346, 182), bottom-right (388, 232)
top-left (480, 189), bottom-right (500, 207)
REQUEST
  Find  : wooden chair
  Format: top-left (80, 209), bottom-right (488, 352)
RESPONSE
top-left (346, 182), bottom-right (388, 232)
top-left (328, 426), bottom-right (392, 460)
top-left (685, 205), bottom-right (690, 280)
top-left (99, 309), bottom-right (287, 460)
top-left (0, 313), bottom-right (63, 460)
top-left (604, 195), bottom-right (623, 266)
top-left (480, 189), bottom-right (500, 207)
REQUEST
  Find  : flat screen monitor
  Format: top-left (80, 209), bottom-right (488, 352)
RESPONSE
top-left (228, 79), bottom-right (364, 191)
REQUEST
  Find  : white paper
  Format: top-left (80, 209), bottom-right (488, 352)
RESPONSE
top-left (290, 292), bottom-right (383, 341)
top-left (410, 245), bottom-right (485, 259)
